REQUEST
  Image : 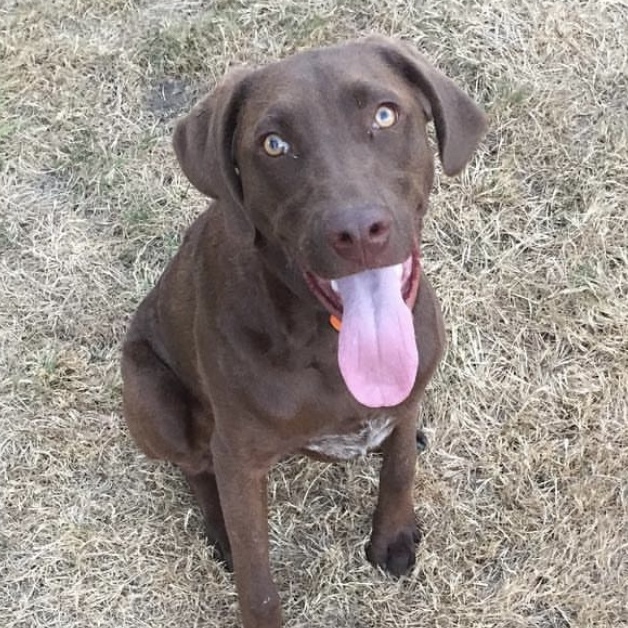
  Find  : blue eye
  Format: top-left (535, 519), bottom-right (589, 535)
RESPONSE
top-left (263, 133), bottom-right (290, 156)
top-left (373, 104), bottom-right (398, 129)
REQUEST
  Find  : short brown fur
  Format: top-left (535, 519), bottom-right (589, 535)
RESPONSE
top-left (122, 36), bottom-right (487, 628)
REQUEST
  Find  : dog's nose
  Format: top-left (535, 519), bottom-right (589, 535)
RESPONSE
top-left (326, 206), bottom-right (392, 266)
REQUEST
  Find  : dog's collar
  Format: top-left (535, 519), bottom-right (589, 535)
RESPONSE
top-left (330, 314), bottom-right (342, 331)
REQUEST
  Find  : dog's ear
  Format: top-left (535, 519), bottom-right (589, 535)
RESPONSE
top-left (173, 67), bottom-right (254, 235)
top-left (367, 36), bottom-right (488, 176)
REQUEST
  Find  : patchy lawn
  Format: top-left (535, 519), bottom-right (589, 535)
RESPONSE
top-left (1, 0), bottom-right (626, 626)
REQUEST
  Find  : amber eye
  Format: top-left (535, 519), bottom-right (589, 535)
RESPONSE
top-left (373, 104), bottom-right (398, 129)
top-left (263, 133), bottom-right (290, 156)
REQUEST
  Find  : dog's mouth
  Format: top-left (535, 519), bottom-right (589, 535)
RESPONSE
top-left (303, 249), bottom-right (420, 318)
top-left (303, 248), bottom-right (421, 409)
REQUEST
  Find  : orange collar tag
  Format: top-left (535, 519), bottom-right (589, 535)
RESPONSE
top-left (329, 315), bottom-right (342, 332)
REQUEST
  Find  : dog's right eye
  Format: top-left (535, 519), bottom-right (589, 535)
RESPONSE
top-left (263, 134), bottom-right (290, 157)
top-left (373, 104), bottom-right (398, 129)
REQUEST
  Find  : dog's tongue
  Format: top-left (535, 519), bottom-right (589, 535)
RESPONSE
top-left (335, 265), bottom-right (418, 408)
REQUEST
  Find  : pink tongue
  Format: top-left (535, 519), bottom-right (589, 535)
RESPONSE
top-left (336, 265), bottom-right (418, 408)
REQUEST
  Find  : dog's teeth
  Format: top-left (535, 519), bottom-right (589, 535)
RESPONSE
top-left (331, 280), bottom-right (339, 293)
top-left (394, 264), bottom-right (403, 279)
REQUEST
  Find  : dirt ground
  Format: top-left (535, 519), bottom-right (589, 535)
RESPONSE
top-left (1, 1), bottom-right (626, 626)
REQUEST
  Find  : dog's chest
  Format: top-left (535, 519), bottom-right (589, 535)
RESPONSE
top-left (303, 415), bottom-right (394, 460)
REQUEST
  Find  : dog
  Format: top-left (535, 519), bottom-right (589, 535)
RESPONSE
top-left (121, 35), bottom-right (487, 628)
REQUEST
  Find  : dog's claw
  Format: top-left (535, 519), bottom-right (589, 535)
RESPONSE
top-left (416, 429), bottom-right (428, 453)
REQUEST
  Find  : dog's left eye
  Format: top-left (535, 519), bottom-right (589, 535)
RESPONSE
top-left (373, 104), bottom-right (398, 129)
top-left (263, 134), bottom-right (290, 157)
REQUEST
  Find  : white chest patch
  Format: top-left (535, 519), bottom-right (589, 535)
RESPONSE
top-left (304, 415), bottom-right (394, 460)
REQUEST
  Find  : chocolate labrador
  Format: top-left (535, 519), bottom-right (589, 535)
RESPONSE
top-left (122, 35), bottom-right (487, 627)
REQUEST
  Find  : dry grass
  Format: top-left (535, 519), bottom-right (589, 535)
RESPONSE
top-left (1, 0), bottom-right (627, 626)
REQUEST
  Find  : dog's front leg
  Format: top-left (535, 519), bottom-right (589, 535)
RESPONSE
top-left (212, 437), bottom-right (281, 628)
top-left (367, 414), bottom-right (420, 577)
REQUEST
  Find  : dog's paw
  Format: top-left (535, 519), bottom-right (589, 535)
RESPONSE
top-left (204, 527), bottom-right (234, 572)
top-left (416, 429), bottom-right (428, 453)
top-left (366, 524), bottom-right (420, 578)
top-left (212, 541), bottom-right (234, 572)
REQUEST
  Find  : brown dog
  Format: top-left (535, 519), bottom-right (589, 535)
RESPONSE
top-left (122, 36), bottom-right (486, 627)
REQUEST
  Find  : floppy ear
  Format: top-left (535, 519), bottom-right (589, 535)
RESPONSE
top-left (173, 67), bottom-right (254, 235)
top-left (366, 36), bottom-right (488, 176)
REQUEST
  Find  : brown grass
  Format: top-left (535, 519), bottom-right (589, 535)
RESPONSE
top-left (1, 1), bottom-right (627, 626)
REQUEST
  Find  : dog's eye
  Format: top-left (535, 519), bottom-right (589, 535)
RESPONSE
top-left (263, 134), bottom-right (290, 157)
top-left (373, 104), bottom-right (398, 129)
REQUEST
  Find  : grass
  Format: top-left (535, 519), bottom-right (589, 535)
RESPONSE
top-left (1, 0), bottom-right (627, 626)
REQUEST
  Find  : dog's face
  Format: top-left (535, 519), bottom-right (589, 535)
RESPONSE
top-left (233, 46), bottom-right (433, 280)
top-left (174, 37), bottom-right (486, 407)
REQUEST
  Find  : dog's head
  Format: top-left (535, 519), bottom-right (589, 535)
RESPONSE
top-left (174, 36), bottom-right (487, 407)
